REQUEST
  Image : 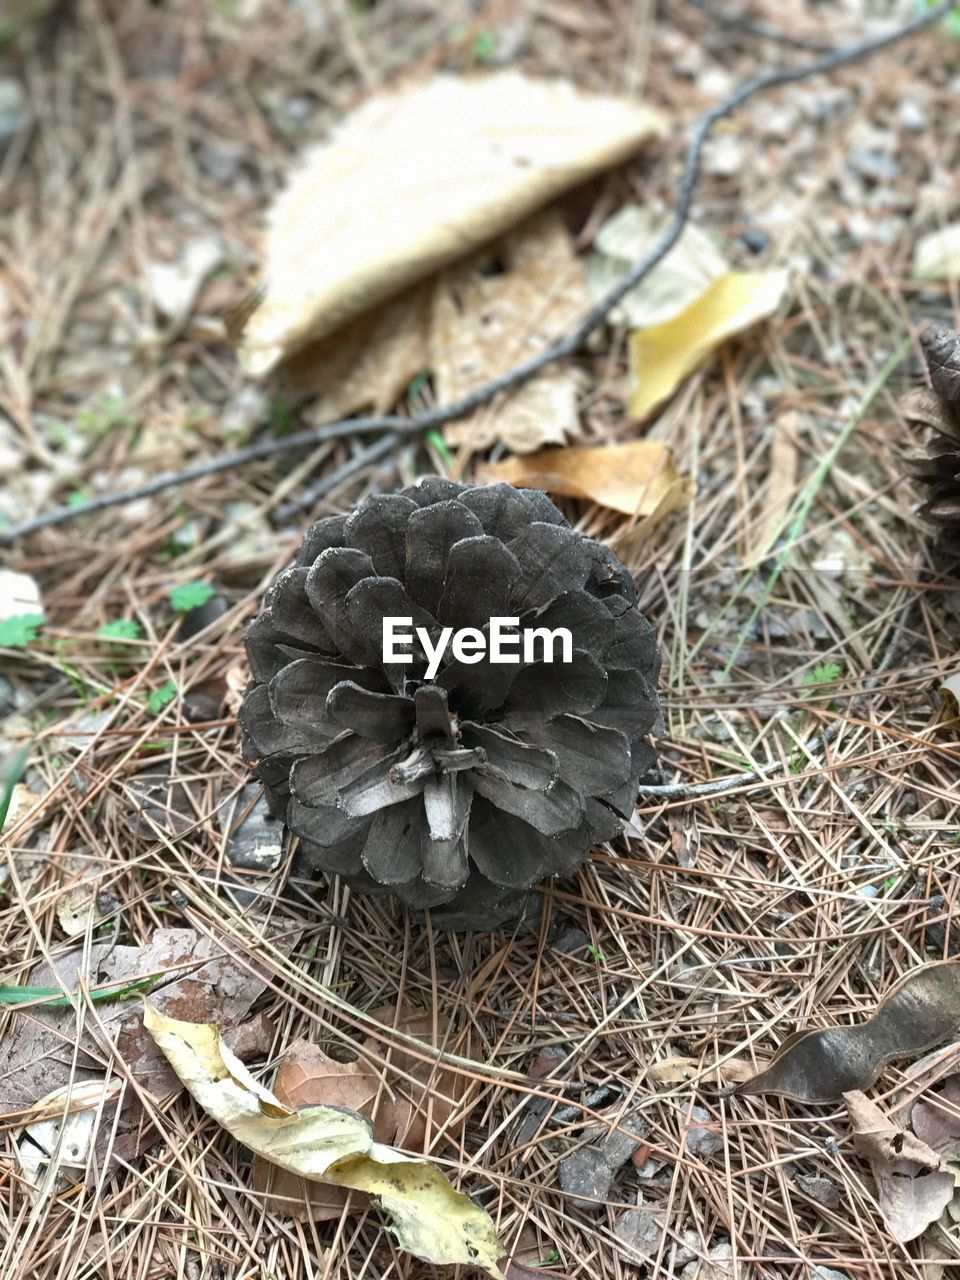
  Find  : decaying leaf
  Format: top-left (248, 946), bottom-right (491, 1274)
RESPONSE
top-left (911, 1076), bottom-right (960, 1158)
top-left (437, 212), bottom-right (587, 454)
top-left (645, 1057), bottom-right (700, 1087)
top-left (844, 1090), bottom-right (957, 1242)
top-left (240, 71), bottom-right (665, 374)
top-left (587, 206), bottom-right (727, 329)
top-left (143, 1004), bottom-right (505, 1278)
top-left (913, 224), bottom-right (960, 281)
top-left (628, 270), bottom-right (789, 419)
top-left (0, 925), bottom-right (295, 1183)
top-left (732, 960), bottom-right (960, 1104)
top-left (282, 212), bottom-right (590, 455)
top-left (482, 439), bottom-right (694, 517)
top-left (254, 1040), bottom-right (381, 1220)
top-left (15, 1079), bottom-right (123, 1198)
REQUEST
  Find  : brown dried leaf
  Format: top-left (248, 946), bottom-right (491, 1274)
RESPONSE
top-left (437, 212), bottom-right (587, 454)
top-left (645, 1057), bottom-right (699, 1087)
top-left (279, 212), bottom-right (588, 455)
top-left (253, 1040), bottom-right (383, 1221)
top-left (911, 1076), bottom-right (960, 1158)
top-left (0, 925), bottom-right (296, 1180)
top-left (482, 439), bottom-right (694, 518)
top-left (732, 960), bottom-right (960, 1103)
top-left (362, 1004), bottom-right (468, 1150)
top-left (844, 1090), bottom-right (958, 1242)
top-left (240, 72), bottom-right (664, 374)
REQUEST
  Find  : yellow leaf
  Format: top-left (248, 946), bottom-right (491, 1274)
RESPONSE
top-left (627, 270), bottom-right (789, 418)
top-left (240, 72), bottom-right (665, 375)
top-left (483, 439), bottom-right (694, 517)
top-left (142, 1002), bottom-right (505, 1279)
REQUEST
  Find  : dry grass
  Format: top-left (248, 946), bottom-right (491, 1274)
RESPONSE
top-left (1, 1), bottom-right (959, 1278)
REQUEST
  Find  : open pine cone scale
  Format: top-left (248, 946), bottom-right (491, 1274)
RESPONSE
top-left (240, 479), bottom-right (662, 929)
top-left (902, 326), bottom-right (960, 557)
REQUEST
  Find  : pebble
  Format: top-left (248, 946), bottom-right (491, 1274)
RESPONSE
top-left (0, 78), bottom-right (25, 148)
top-left (197, 140), bottom-right (245, 183)
top-left (848, 149), bottom-right (900, 183)
top-left (897, 100), bottom-right (927, 133)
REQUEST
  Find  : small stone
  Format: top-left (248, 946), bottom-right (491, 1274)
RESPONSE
top-left (0, 78), bottom-right (25, 147)
top-left (686, 1105), bottom-right (724, 1156)
top-left (553, 927), bottom-right (589, 954)
top-left (177, 594), bottom-right (229, 640)
top-left (613, 1206), bottom-right (664, 1263)
top-left (147, 236), bottom-right (223, 327)
top-left (740, 229), bottom-right (770, 254)
top-left (681, 1241), bottom-right (734, 1279)
top-left (795, 1173), bottom-right (841, 1209)
top-left (898, 100), bottom-right (927, 133)
top-left (557, 1147), bottom-right (614, 1210)
top-left (197, 140), bottom-right (245, 183)
top-left (848, 149), bottom-right (900, 182)
top-left (810, 1268), bottom-right (848, 1280)
top-left (221, 783), bottom-right (285, 872)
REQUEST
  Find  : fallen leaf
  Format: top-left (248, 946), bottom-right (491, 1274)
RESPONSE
top-left (911, 1076), bottom-right (960, 1158)
top-left (437, 212), bottom-right (587, 454)
top-left (278, 279), bottom-right (434, 418)
top-left (844, 1090), bottom-right (957, 1242)
top-left (253, 1040), bottom-right (382, 1221)
top-left (628, 270), bottom-right (789, 419)
top-left (731, 959), bottom-right (960, 1104)
top-left (280, 212), bottom-right (588, 455)
top-left (913, 224), bottom-right (960, 281)
top-left (15, 1079), bottom-right (123, 1199)
top-left (0, 926), bottom-right (296, 1180)
top-left (483, 439), bottom-right (694, 517)
top-left (587, 206), bottom-right (727, 329)
top-left (360, 1003), bottom-right (468, 1151)
top-left (744, 415), bottom-right (799, 564)
top-left (143, 1003), bottom-right (505, 1278)
top-left (645, 1056), bottom-right (699, 1087)
top-left (240, 71), bottom-right (665, 374)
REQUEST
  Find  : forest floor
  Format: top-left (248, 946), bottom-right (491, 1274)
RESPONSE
top-left (1, 2), bottom-right (959, 1278)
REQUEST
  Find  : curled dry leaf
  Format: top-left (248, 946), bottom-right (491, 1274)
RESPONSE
top-left (240, 71), bottom-right (664, 375)
top-left (142, 1004), bottom-right (503, 1275)
top-left (483, 439), bottom-right (694, 518)
top-left (732, 959), bottom-right (960, 1104)
top-left (628, 270), bottom-right (789, 419)
top-left (844, 1090), bottom-right (958, 1242)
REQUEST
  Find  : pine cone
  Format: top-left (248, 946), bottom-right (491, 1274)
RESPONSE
top-left (239, 478), bottom-right (662, 929)
top-left (901, 326), bottom-right (960, 563)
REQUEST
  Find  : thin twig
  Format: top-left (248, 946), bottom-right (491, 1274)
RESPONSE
top-left (1, 0), bottom-right (953, 547)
